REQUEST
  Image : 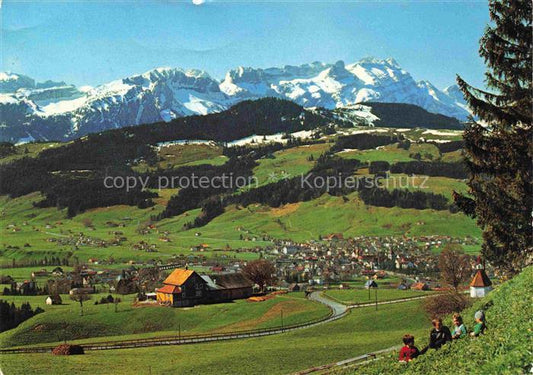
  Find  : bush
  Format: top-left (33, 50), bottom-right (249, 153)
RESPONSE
top-left (81, 218), bottom-right (93, 228)
top-left (423, 292), bottom-right (472, 319)
top-left (52, 344), bottom-right (84, 355)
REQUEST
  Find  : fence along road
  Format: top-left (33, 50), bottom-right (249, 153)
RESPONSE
top-left (0, 292), bottom-right (432, 354)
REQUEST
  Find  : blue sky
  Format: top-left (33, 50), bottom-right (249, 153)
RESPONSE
top-left (2, 0), bottom-right (489, 89)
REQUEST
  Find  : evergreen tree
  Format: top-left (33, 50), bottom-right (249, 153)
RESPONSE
top-left (455, 0), bottom-right (532, 274)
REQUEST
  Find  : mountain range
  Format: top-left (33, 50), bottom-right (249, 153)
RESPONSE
top-left (0, 58), bottom-right (468, 143)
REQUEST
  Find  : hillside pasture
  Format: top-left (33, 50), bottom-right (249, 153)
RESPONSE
top-left (338, 266), bottom-right (533, 375)
top-left (378, 174), bottom-right (468, 200)
top-left (250, 143), bottom-right (331, 187)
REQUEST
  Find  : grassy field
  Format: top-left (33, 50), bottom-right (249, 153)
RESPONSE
top-left (133, 143), bottom-right (228, 172)
top-left (0, 131), bottom-right (479, 269)
top-left (0, 300), bottom-right (429, 375)
top-left (0, 292), bottom-right (329, 348)
top-left (0, 191), bottom-right (266, 265)
top-left (379, 173), bottom-right (468, 200)
top-left (249, 143), bottom-right (331, 187)
top-left (336, 142), bottom-right (442, 163)
top-left (202, 193), bottom-right (481, 242)
top-left (323, 288), bottom-right (435, 305)
top-left (337, 144), bottom-right (414, 163)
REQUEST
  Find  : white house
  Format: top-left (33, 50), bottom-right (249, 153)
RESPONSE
top-left (470, 269), bottom-right (492, 298)
top-left (364, 280), bottom-right (378, 289)
top-left (282, 246), bottom-right (298, 255)
top-left (45, 295), bottom-right (62, 305)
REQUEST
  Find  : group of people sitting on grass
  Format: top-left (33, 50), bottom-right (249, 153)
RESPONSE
top-left (399, 310), bottom-right (486, 362)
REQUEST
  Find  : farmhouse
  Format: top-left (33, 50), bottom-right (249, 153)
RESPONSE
top-left (32, 269), bottom-right (50, 278)
top-left (156, 269), bottom-right (207, 307)
top-left (156, 268), bottom-right (253, 307)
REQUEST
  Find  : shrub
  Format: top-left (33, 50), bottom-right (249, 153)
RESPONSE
top-left (81, 218), bottom-right (93, 228)
top-left (52, 344), bottom-right (84, 355)
top-left (423, 292), bottom-right (472, 319)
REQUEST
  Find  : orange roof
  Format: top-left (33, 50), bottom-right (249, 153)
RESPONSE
top-left (411, 282), bottom-right (429, 290)
top-left (162, 268), bottom-right (195, 286)
top-left (156, 285), bottom-right (181, 294)
top-left (470, 269), bottom-right (492, 287)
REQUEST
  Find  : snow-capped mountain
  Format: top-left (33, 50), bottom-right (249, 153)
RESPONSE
top-left (219, 58), bottom-right (468, 120)
top-left (0, 73), bottom-right (36, 93)
top-left (0, 58), bottom-right (469, 142)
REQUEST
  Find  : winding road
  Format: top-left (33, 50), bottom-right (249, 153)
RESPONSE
top-left (308, 291), bottom-right (348, 317)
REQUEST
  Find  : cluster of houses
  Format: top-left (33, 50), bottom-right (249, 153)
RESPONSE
top-left (2, 231), bottom-right (492, 309)
top-left (269, 235), bottom-right (479, 285)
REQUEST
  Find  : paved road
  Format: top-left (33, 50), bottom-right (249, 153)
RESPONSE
top-left (308, 291), bottom-right (348, 317)
top-left (346, 293), bottom-right (436, 309)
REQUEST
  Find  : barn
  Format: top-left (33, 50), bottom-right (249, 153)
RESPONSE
top-left (210, 273), bottom-right (254, 301)
top-left (156, 269), bottom-right (207, 307)
top-left (156, 268), bottom-right (253, 307)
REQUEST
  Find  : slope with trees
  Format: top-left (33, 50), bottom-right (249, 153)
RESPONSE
top-left (454, 0), bottom-right (532, 274)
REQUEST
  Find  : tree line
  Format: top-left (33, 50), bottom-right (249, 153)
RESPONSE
top-left (331, 133), bottom-right (402, 152)
top-left (0, 300), bottom-right (44, 332)
top-left (390, 161), bottom-right (469, 179)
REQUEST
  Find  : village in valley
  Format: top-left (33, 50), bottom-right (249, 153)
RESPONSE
top-left (1, 232), bottom-right (489, 311)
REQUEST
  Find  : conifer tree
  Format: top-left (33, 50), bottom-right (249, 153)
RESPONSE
top-left (454, 0), bottom-right (532, 274)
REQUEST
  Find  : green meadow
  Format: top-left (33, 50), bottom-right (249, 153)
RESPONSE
top-left (0, 292), bottom-right (329, 348)
top-left (337, 142), bottom-right (441, 163)
top-left (0, 300), bottom-right (429, 375)
top-left (251, 143), bottom-right (331, 186)
top-left (378, 173), bottom-right (468, 200)
top-left (0, 130), bottom-right (480, 270)
top-left (323, 288), bottom-right (435, 305)
top-left (134, 143), bottom-right (228, 172)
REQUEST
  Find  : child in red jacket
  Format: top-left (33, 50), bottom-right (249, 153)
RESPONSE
top-left (398, 334), bottom-right (420, 362)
